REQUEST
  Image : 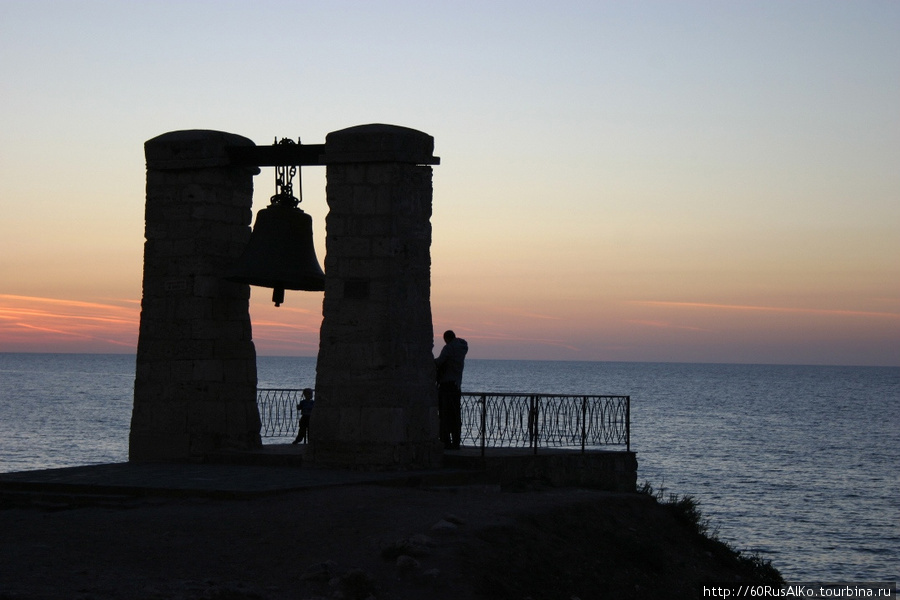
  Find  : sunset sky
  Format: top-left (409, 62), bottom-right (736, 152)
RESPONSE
top-left (1, 1), bottom-right (897, 366)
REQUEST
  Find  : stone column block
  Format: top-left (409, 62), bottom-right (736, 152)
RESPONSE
top-left (308, 124), bottom-right (442, 469)
top-left (130, 130), bottom-right (262, 462)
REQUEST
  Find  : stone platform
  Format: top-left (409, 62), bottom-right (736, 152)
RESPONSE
top-left (206, 444), bottom-right (637, 491)
top-left (0, 446), bottom-right (636, 508)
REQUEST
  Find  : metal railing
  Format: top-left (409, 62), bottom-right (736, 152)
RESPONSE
top-left (257, 389), bottom-right (305, 438)
top-left (461, 392), bottom-right (630, 455)
top-left (256, 389), bottom-right (630, 454)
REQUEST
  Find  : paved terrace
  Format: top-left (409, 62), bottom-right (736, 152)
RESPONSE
top-left (0, 445), bottom-right (636, 506)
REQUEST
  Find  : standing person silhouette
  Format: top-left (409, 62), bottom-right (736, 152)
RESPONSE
top-left (291, 388), bottom-right (314, 445)
top-left (435, 330), bottom-right (468, 450)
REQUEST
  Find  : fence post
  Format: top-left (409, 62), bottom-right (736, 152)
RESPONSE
top-left (531, 395), bottom-right (538, 455)
top-left (581, 396), bottom-right (587, 454)
top-left (480, 394), bottom-right (487, 458)
top-left (626, 396), bottom-right (631, 452)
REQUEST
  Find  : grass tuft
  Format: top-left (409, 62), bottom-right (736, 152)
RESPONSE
top-left (639, 480), bottom-right (783, 585)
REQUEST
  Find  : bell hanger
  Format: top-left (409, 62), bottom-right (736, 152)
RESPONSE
top-left (226, 138), bottom-right (325, 306)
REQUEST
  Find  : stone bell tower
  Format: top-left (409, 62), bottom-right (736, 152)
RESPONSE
top-left (130, 124), bottom-right (441, 468)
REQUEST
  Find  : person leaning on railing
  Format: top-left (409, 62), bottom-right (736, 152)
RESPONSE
top-left (291, 388), bottom-right (314, 445)
top-left (435, 329), bottom-right (468, 450)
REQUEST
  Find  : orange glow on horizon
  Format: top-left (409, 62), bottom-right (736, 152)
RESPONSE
top-left (1, 291), bottom-right (897, 366)
top-left (0, 294), bottom-right (139, 353)
top-left (631, 300), bottom-right (900, 320)
top-left (625, 319), bottom-right (709, 332)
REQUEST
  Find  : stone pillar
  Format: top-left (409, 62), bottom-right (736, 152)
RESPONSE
top-left (307, 124), bottom-right (441, 469)
top-left (130, 130), bottom-right (262, 462)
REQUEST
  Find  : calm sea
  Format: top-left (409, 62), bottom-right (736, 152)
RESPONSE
top-left (0, 352), bottom-right (897, 583)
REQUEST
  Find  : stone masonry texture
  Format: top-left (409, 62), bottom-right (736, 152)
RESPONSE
top-left (130, 130), bottom-right (262, 462)
top-left (308, 124), bottom-right (442, 469)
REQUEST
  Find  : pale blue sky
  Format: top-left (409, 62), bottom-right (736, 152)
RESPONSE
top-left (1, 1), bottom-right (898, 365)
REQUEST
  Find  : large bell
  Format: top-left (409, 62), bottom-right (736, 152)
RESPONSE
top-left (227, 202), bottom-right (325, 306)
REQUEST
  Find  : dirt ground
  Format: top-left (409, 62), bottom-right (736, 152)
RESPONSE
top-left (0, 483), bottom-right (779, 600)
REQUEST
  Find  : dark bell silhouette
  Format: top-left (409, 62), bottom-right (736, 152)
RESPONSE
top-left (227, 201), bottom-right (325, 306)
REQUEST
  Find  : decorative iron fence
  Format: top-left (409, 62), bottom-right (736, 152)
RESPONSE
top-left (256, 389), bottom-right (630, 454)
top-left (461, 392), bottom-right (630, 455)
top-left (257, 389), bottom-right (305, 438)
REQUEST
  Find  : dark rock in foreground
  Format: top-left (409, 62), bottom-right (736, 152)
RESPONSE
top-left (0, 483), bottom-right (780, 600)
